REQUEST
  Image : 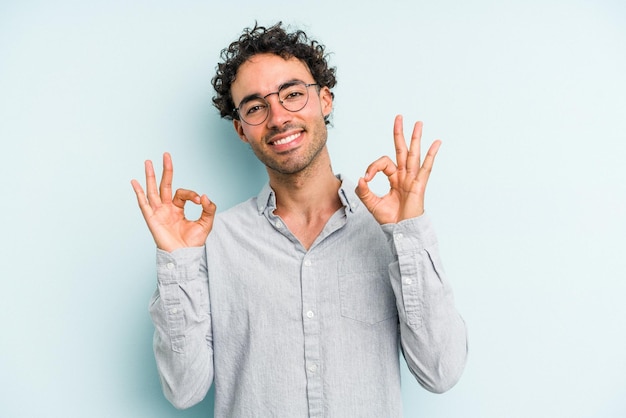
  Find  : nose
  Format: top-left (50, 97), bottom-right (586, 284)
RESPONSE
top-left (265, 94), bottom-right (293, 128)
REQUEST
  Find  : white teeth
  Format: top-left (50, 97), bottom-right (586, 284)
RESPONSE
top-left (273, 132), bottom-right (300, 145)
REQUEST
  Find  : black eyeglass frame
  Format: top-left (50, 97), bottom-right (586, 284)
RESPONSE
top-left (233, 81), bottom-right (320, 126)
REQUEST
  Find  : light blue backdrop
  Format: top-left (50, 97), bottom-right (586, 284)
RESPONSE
top-left (1, 0), bottom-right (625, 417)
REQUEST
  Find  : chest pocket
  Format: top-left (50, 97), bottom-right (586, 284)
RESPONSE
top-left (337, 257), bottom-right (397, 325)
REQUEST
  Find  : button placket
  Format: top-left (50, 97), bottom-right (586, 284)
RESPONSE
top-left (300, 253), bottom-right (322, 415)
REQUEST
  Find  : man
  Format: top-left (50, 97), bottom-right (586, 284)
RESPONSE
top-left (131, 22), bottom-right (467, 417)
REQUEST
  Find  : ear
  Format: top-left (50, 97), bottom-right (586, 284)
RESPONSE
top-left (319, 86), bottom-right (333, 118)
top-left (233, 119), bottom-right (249, 143)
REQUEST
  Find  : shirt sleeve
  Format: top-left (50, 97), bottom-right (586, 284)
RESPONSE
top-left (382, 214), bottom-right (468, 393)
top-left (148, 246), bottom-right (213, 409)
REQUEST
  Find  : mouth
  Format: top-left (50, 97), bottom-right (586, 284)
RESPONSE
top-left (269, 131), bottom-right (302, 146)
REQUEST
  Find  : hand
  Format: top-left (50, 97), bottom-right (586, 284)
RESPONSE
top-left (131, 152), bottom-right (216, 252)
top-left (355, 115), bottom-right (441, 224)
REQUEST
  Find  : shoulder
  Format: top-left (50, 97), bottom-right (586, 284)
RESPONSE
top-left (213, 197), bottom-right (260, 229)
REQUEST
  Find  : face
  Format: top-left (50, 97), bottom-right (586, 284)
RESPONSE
top-left (231, 53), bottom-right (333, 176)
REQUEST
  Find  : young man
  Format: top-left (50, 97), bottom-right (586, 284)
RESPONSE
top-left (132, 22), bottom-right (467, 417)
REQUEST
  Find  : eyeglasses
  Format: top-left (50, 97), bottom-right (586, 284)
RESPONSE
top-left (234, 81), bottom-right (319, 126)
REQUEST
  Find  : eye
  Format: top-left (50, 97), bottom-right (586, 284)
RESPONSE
top-left (245, 103), bottom-right (267, 115)
top-left (284, 90), bottom-right (304, 100)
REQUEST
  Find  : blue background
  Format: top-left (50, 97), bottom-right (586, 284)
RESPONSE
top-left (1, 0), bottom-right (625, 416)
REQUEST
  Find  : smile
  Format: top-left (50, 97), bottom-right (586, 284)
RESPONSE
top-left (271, 132), bottom-right (301, 146)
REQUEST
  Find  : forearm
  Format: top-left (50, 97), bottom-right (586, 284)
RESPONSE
top-left (149, 246), bottom-right (214, 409)
top-left (384, 215), bottom-right (468, 393)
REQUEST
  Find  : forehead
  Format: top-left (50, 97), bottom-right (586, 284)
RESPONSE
top-left (231, 53), bottom-right (313, 102)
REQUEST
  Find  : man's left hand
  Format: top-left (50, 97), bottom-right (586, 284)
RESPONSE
top-left (356, 115), bottom-right (441, 224)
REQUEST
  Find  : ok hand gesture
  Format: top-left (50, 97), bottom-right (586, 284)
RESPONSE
top-left (131, 152), bottom-right (216, 252)
top-left (355, 115), bottom-right (441, 224)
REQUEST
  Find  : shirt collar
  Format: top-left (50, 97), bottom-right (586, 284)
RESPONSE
top-left (255, 174), bottom-right (361, 215)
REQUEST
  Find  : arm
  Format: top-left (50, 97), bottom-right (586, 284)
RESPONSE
top-left (356, 116), bottom-right (467, 392)
top-left (384, 215), bottom-right (467, 393)
top-left (149, 247), bottom-right (213, 408)
top-left (131, 153), bottom-right (217, 408)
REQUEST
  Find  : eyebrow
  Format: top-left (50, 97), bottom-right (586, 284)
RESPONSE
top-left (237, 79), bottom-right (307, 107)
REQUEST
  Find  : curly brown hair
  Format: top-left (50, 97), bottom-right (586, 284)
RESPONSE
top-left (211, 22), bottom-right (337, 124)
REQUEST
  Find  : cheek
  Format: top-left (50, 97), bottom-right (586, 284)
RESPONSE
top-left (303, 100), bottom-right (325, 120)
top-left (235, 120), bottom-right (254, 142)
top-left (241, 125), bottom-right (263, 144)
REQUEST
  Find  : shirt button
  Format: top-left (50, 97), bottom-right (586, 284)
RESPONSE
top-left (308, 364), bottom-right (317, 373)
top-left (395, 233), bottom-right (404, 241)
top-left (275, 221), bottom-right (283, 228)
top-left (405, 278), bottom-right (413, 285)
top-left (306, 310), bottom-right (315, 318)
top-left (304, 260), bottom-right (312, 267)
top-left (170, 308), bottom-right (178, 314)
top-left (166, 262), bottom-right (175, 270)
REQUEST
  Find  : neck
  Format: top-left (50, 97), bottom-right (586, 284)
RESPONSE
top-left (266, 147), bottom-right (343, 250)
top-left (268, 147), bottom-right (342, 218)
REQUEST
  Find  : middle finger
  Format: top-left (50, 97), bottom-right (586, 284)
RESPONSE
top-left (159, 152), bottom-right (174, 205)
top-left (393, 115), bottom-right (408, 172)
top-left (405, 121), bottom-right (423, 177)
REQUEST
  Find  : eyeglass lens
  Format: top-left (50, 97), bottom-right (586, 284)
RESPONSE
top-left (239, 82), bottom-right (312, 125)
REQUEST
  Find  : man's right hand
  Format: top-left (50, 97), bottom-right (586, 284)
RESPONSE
top-left (131, 152), bottom-right (216, 252)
